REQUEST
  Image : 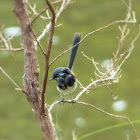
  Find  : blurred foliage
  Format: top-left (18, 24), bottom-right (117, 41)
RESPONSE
top-left (0, 0), bottom-right (140, 140)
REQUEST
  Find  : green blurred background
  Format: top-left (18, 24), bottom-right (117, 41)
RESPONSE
top-left (0, 0), bottom-right (140, 139)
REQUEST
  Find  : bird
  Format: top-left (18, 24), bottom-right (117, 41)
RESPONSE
top-left (49, 33), bottom-right (81, 102)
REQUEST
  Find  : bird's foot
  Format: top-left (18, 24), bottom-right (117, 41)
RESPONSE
top-left (59, 97), bottom-right (65, 105)
top-left (70, 94), bottom-right (76, 104)
top-left (70, 98), bottom-right (76, 104)
top-left (59, 93), bottom-right (65, 105)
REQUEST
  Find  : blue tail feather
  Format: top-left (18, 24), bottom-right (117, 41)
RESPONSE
top-left (68, 33), bottom-right (81, 69)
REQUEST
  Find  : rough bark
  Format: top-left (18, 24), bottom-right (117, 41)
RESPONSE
top-left (12, 0), bottom-right (57, 139)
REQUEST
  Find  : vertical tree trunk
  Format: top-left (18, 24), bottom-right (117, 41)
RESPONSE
top-left (13, 0), bottom-right (57, 139)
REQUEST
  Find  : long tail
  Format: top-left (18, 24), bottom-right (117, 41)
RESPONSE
top-left (68, 33), bottom-right (81, 70)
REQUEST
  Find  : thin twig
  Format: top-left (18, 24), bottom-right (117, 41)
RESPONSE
top-left (0, 66), bottom-right (28, 95)
top-left (76, 77), bottom-right (118, 101)
top-left (41, 0), bottom-right (56, 114)
top-left (36, 0), bottom-right (71, 47)
top-left (49, 19), bottom-right (136, 66)
top-left (76, 101), bottom-right (139, 140)
top-left (110, 27), bottom-right (140, 78)
top-left (80, 29), bottom-right (140, 101)
top-left (76, 78), bottom-right (86, 90)
top-left (27, 0), bottom-right (49, 20)
top-left (31, 7), bottom-right (48, 24)
top-left (116, 27), bottom-right (140, 73)
top-left (114, 0), bottom-right (132, 63)
top-left (0, 30), bottom-right (24, 73)
top-left (48, 100), bottom-right (61, 112)
top-left (48, 100), bottom-right (139, 139)
top-left (48, 77), bottom-right (118, 112)
top-left (0, 66), bottom-right (21, 90)
top-left (31, 0), bottom-right (63, 24)
top-left (0, 48), bottom-right (24, 51)
top-left (0, 30), bottom-right (10, 49)
top-left (52, 26), bottom-right (139, 102)
top-left (29, 25), bottom-right (46, 55)
top-left (76, 23), bottom-right (139, 103)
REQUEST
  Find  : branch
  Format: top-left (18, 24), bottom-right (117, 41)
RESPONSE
top-left (49, 19), bottom-right (136, 66)
top-left (0, 66), bottom-right (25, 92)
top-left (113, 0), bottom-right (134, 63)
top-left (49, 14), bottom-right (138, 111)
top-left (48, 77), bottom-right (117, 112)
top-left (13, 0), bottom-right (57, 139)
top-left (48, 10), bottom-right (139, 112)
top-left (0, 66), bottom-right (28, 96)
top-left (0, 48), bottom-right (24, 51)
top-left (112, 27), bottom-right (140, 78)
top-left (0, 30), bottom-right (10, 49)
top-left (31, 0), bottom-right (63, 24)
top-left (76, 101), bottom-right (139, 140)
top-left (27, 0), bottom-right (49, 20)
top-left (36, 0), bottom-right (71, 47)
top-left (80, 27), bottom-right (140, 100)
top-left (0, 29), bottom-right (24, 73)
top-left (29, 25), bottom-right (46, 55)
top-left (75, 77), bottom-right (117, 101)
top-left (49, 1), bottom-right (138, 111)
top-left (41, 0), bottom-right (56, 114)
top-left (49, 100), bottom-right (139, 140)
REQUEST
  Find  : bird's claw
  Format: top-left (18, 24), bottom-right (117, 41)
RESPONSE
top-left (59, 97), bottom-right (65, 105)
top-left (70, 99), bottom-right (76, 104)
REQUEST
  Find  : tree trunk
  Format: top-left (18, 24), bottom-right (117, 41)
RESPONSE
top-left (12, 0), bottom-right (57, 139)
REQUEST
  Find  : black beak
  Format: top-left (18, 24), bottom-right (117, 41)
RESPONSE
top-left (49, 77), bottom-right (53, 81)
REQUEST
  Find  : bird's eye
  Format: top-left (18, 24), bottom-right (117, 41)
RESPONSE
top-left (54, 75), bottom-right (58, 78)
top-left (52, 74), bottom-right (58, 79)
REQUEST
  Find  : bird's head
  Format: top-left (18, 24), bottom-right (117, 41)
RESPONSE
top-left (49, 67), bottom-right (74, 81)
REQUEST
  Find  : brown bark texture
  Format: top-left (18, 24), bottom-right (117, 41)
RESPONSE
top-left (12, 0), bottom-right (57, 139)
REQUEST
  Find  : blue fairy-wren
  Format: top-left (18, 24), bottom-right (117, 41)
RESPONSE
top-left (49, 33), bottom-right (81, 101)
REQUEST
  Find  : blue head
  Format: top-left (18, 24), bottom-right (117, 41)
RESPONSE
top-left (49, 67), bottom-right (72, 81)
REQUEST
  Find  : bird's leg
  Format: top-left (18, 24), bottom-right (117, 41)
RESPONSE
top-left (70, 93), bottom-right (75, 103)
top-left (60, 93), bottom-right (65, 105)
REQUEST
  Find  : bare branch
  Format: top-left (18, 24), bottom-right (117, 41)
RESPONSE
top-left (0, 30), bottom-right (10, 49)
top-left (0, 29), bottom-right (24, 73)
top-left (49, 21), bottom-right (139, 113)
top-left (2, 0), bottom-right (138, 139)
top-left (0, 66), bottom-right (21, 90)
top-left (49, 1), bottom-right (138, 118)
top-left (48, 99), bottom-right (139, 140)
top-left (41, 0), bottom-right (56, 114)
top-left (29, 25), bottom-right (46, 55)
top-left (75, 77), bottom-right (118, 101)
top-left (36, 0), bottom-right (71, 47)
top-left (0, 66), bottom-right (28, 95)
top-left (48, 100), bottom-right (61, 112)
top-left (80, 28), bottom-right (140, 101)
top-left (115, 27), bottom-right (140, 75)
top-left (49, 19), bottom-right (136, 66)
top-left (48, 25), bottom-right (139, 129)
top-left (13, 0), bottom-right (58, 139)
top-left (31, 0), bottom-right (63, 24)
top-left (76, 101), bottom-right (139, 140)
top-left (0, 48), bottom-right (24, 51)
top-left (48, 78), bottom-right (119, 112)
top-left (27, 0), bottom-right (49, 20)
top-left (114, 0), bottom-right (133, 62)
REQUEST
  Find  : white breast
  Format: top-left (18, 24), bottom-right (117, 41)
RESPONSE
top-left (57, 80), bottom-right (77, 95)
